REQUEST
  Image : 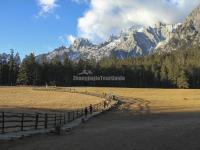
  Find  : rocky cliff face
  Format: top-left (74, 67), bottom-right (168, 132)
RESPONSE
top-left (156, 4), bottom-right (200, 53)
top-left (37, 22), bottom-right (178, 62)
top-left (98, 22), bottom-right (179, 59)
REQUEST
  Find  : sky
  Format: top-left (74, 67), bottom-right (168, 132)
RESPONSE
top-left (0, 0), bottom-right (200, 58)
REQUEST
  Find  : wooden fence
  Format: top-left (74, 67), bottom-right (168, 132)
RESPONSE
top-left (0, 102), bottom-right (105, 134)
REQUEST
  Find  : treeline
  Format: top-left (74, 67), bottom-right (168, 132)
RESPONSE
top-left (0, 50), bottom-right (20, 85)
top-left (1, 47), bottom-right (200, 88)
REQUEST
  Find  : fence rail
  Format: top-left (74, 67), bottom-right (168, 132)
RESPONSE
top-left (0, 101), bottom-right (106, 134)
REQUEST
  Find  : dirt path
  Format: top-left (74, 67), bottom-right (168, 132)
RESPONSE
top-left (1, 102), bottom-right (200, 150)
top-left (117, 96), bottom-right (151, 114)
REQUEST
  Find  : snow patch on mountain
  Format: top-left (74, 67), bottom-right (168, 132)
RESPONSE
top-left (37, 22), bottom-right (180, 62)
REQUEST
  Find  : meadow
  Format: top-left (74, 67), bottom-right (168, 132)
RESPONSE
top-left (0, 87), bottom-right (103, 112)
top-left (1, 87), bottom-right (200, 113)
top-left (74, 87), bottom-right (200, 113)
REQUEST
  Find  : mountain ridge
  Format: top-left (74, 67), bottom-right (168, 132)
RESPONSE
top-left (37, 22), bottom-right (180, 62)
top-left (156, 4), bottom-right (200, 53)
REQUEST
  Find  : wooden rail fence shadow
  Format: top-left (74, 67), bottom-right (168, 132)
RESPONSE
top-left (0, 102), bottom-right (106, 135)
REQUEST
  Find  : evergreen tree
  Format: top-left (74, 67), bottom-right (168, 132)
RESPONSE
top-left (0, 55), bottom-right (2, 84)
top-left (177, 70), bottom-right (189, 88)
top-left (63, 54), bottom-right (73, 86)
top-left (17, 62), bottom-right (28, 85)
top-left (17, 53), bottom-right (37, 85)
top-left (8, 49), bottom-right (15, 85)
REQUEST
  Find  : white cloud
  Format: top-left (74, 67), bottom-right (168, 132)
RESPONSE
top-left (67, 35), bottom-right (76, 44)
top-left (59, 35), bottom-right (76, 45)
top-left (37, 0), bottom-right (58, 17)
top-left (77, 0), bottom-right (200, 43)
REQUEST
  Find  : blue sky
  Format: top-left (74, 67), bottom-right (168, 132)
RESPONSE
top-left (0, 0), bottom-right (200, 59)
top-left (0, 0), bottom-right (88, 58)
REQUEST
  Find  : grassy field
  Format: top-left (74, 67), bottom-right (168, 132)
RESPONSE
top-left (74, 87), bottom-right (200, 113)
top-left (0, 87), bottom-right (103, 112)
top-left (1, 86), bottom-right (200, 113)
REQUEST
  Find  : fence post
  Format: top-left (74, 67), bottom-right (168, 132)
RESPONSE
top-left (77, 110), bottom-right (79, 118)
top-left (21, 113), bottom-right (24, 131)
top-left (45, 114), bottom-right (48, 129)
top-left (64, 113), bottom-right (66, 124)
top-left (68, 112), bottom-right (70, 122)
top-left (82, 109), bottom-right (84, 116)
top-left (2, 112), bottom-right (4, 134)
top-left (73, 111), bottom-right (75, 120)
top-left (59, 114), bottom-right (62, 125)
top-left (54, 114), bottom-right (57, 127)
top-left (35, 113), bottom-right (39, 130)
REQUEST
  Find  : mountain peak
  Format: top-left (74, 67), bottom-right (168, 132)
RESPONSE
top-left (54, 46), bottom-right (67, 52)
top-left (185, 4), bottom-right (200, 29)
top-left (156, 4), bottom-right (200, 52)
top-left (71, 38), bottom-right (93, 50)
top-left (37, 22), bottom-right (177, 62)
top-left (154, 21), bottom-right (166, 28)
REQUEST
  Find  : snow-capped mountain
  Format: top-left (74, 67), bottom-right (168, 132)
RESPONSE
top-left (155, 4), bottom-right (200, 53)
top-left (37, 22), bottom-right (180, 62)
top-left (96, 22), bottom-right (180, 59)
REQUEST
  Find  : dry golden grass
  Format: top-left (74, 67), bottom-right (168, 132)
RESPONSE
top-left (0, 87), bottom-right (103, 111)
top-left (1, 86), bottom-right (200, 113)
top-left (73, 87), bottom-right (200, 113)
